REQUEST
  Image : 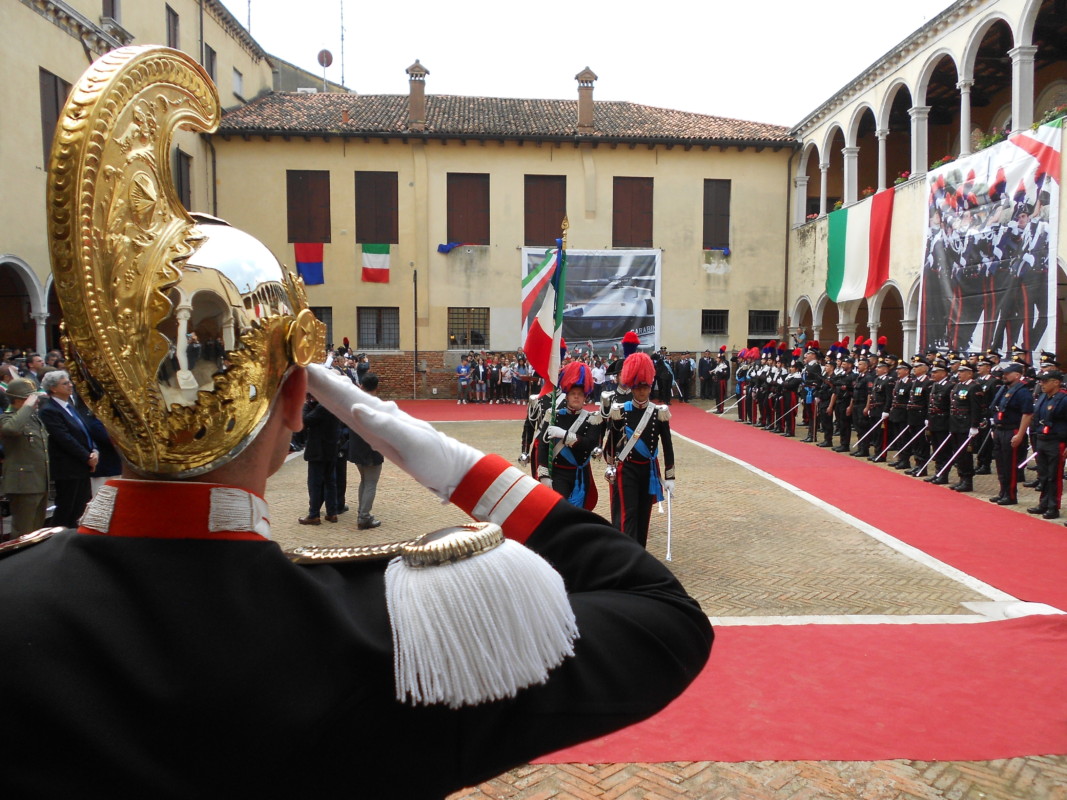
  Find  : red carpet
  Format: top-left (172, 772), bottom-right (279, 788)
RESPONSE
top-left (397, 401), bottom-right (1067, 762)
top-left (667, 405), bottom-right (1067, 611)
top-left (540, 615), bottom-right (1067, 763)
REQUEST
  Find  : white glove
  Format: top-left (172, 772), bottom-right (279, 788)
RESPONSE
top-left (544, 425), bottom-right (567, 440)
top-left (969, 427), bottom-right (979, 437)
top-left (663, 479), bottom-right (675, 496)
top-left (880, 412), bottom-right (889, 420)
top-left (307, 364), bottom-right (479, 501)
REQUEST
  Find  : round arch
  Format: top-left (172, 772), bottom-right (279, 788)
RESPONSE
top-left (960, 12), bottom-right (1018, 80)
top-left (790, 295), bottom-right (815, 328)
top-left (797, 141), bottom-right (820, 177)
top-left (1018, 0), bottom-right (1044, 46)
top-left (915, 48), bottom-right (962, 106)
top-left (820, 123), bottom-right (847, 165)
top-left (846, 102), bottom-right (878, 147)
top-left (868, 280), bottom-right (905, 322)
top-left (0, 255), bottom-right (47, 316)
top-left (878, 78), bottom-right (913, 129)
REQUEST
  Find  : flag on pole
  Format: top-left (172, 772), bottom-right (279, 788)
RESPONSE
top-left (294, 243), bottom-right (324, 285)
top-left (524, 240), bottom-right (567, 388)
top-left (361, 243), bottom-right (390, 283)
top-left (826, 186), bottom-right (895, 303)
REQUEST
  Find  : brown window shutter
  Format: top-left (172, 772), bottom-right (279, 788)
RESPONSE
top-left (703, 179), bottom-right (731, 250)
top-left (524, 175), bottom-right (566, 246)
top-left (447, 173), bottom-right (490, 245)
top-left (613, 177), bottom-right (653, 247)
top-left (355, 171), bottom-right (399, 244)
top-left (287, 170), bottom-right (331, 243)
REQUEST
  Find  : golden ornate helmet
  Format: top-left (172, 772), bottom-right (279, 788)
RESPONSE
top-left (47, 46), bottom-right (325, 478)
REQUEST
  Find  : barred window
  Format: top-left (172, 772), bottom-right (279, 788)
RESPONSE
top-left (748, 309), bottom-right (779, 337)
top-left (701, 309), bottom-right (728, 336)
top-left (309, 306), bottom-right (333, 349)
top-left (357, 307), bottom-right (400, 350)
top-left (448, 307), bottom-right (489, 350)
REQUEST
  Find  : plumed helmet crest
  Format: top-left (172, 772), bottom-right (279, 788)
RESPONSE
top-left (620, 352), bottom-right (655, 387)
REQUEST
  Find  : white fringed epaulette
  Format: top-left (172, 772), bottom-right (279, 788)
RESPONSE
top-left (658, 404), bottom-right (672, 421)
top-left (588, 411), bottom-right (603, 426)
top-left (385, 523), bottom-right (578, 708)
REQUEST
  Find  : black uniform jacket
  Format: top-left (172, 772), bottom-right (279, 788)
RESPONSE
top-left (0, 467), bottom-right (711, 798)
top-left (37, 396), bottom-right (95, 480)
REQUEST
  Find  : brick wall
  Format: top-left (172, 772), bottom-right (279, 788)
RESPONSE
top-left (354, 350), bottom-right (471, 400)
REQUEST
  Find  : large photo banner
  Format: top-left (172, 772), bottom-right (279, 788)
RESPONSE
top-left (520, 248), bottom-right (662, 351)
top-left (919, 122), bottom-right (1061, 355)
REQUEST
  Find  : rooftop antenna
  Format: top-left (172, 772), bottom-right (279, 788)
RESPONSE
top-left (340, 0), bottom-right (346, 88)
top-left (246, 0), bottom-right (251, 32)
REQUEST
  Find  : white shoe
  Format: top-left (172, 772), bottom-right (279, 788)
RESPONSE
top-left (457, 400), bottom-right (461, 404)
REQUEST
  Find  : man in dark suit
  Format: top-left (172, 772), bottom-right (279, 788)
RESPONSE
top-left (299, 393), bottom-right (341, 524)
top-left (37, 370), bottom-right (98, 527)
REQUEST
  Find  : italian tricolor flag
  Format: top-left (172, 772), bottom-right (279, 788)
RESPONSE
top-left (826, 187), bottom-right (894, 302)
top-left (361, 243), bottom-right (390, 283)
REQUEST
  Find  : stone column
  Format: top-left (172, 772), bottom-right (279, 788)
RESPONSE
top-left (901, 319), bottom-right (917, 360)
top-left (909, 105), bottom-right (930, 176)
top-left (842, 146), bottom-right (859, 205)
top-left (867, 319), bottom-right (880, 355)
top-left (957, 79), bottom-right (974, 157)
top-left (812, 326), bottom-right (822, 346)
top-left (876, 129), bottom-right (888, 191)
top-left (837, 321), bottom-right (857, 347)
top-left (794, 175), bottom-right (809, 225)
top-left (1010, 45), bottom-right (1037, 131)
top-left (31, 311), bottom-right (49, 355)
top-left (819, 163), bottom-right (829, 217)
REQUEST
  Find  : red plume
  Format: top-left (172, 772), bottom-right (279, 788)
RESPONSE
top-left (878, 336), bottom-right (887, 345)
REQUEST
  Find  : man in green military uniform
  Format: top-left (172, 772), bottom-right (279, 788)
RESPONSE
top-left (0, 378), bottom-right (49, 538)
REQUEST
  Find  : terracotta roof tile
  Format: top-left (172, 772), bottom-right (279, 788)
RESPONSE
top-left (219, 93), bottom-right (793, 145)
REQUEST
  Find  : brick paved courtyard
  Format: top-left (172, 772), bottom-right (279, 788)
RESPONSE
top-left (266, 403), bottom-right (1066, 800)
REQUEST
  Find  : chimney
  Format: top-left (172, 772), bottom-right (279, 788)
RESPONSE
top-left (406, 59), bottom-right (429, 131)
top-left (575, 67), bottom-right (597, 134)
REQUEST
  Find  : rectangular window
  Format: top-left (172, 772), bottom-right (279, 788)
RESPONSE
top-left (174, 149), bottom-right (192, 210)
top-left (39, 68), bottom-right (72, 167)
top-left (748, 310), bottom-right (780, 337)
top-left (701, 309), bottom-right (728, 336)
top-left (103, 0), bottom-right (120, 21)
top-left (524, 175), bottom-right (566, 246)
top-left (612, 177), bottom-right (653, 247)
top-left (203, 44), bottom-right (217, 82)
top-left (309, 306), bottom-right (333, 349)
top-left (286, 170), bottom-right (331, 243)
top-left (702, 179), bottom-right (731, 250)
top-left (232, 67), bottom-right (244, 99)
top-left (446, 173), bottom-right (490, 245)
top-left (448, 307), bottom-right (490, 350)
top-left (357, 307), bottom-right (400, 350)
top-left (355, 171), bottom-right (399, 244)
top-left (165, 4), bottom-right (179, 49)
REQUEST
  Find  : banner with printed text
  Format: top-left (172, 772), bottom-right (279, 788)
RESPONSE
top-left (520, 248), bottom-right (662, 353)
top-left (918, 122), bottom-right (1061, 356)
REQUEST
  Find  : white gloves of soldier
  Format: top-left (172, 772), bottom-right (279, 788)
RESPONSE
top-left (880, 412), bottom-right (889, 420)
top-left (306, 364), bottom-right (481, 501)
top-left (969, 427), bottom-right (980, 437)
top-left (663, 479), bottom-right (675, 496)
top-left (544, 425), bottom-right (577, 447)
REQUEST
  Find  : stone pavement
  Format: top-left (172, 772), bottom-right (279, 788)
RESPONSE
top-left (266, 405), bottom-right (1066, 800)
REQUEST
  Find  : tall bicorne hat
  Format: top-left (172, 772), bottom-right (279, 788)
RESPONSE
top-left (619, 351), bottom-right (655, 387)
top-left (47, 46), bottom-right (326, 478)
top-left (558, 361), bottom-right (593, 394)
top-left (621, 330), bottom-right (640, 357)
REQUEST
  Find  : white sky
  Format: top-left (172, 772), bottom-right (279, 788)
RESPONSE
top-left (219, 0), bottom-right (955, 129)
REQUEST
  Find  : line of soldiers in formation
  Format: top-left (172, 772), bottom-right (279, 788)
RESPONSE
top-left (516, 343), bottom-right (675, 549)
top-left (727, 337), bottom-right (1067, 524)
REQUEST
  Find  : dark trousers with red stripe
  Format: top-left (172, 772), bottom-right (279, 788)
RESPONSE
top-left (610, 457), bottom-right (655, 549)
top-left (992, 427), bottom-right (1025, 501)
top-left (1035, 436), bottom-right (1067, 511)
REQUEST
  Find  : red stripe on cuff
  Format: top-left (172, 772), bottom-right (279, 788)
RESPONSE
top-left (450, 453), bottom-right (560, 544)
top-left (450, 454), bottom-right (514, 514)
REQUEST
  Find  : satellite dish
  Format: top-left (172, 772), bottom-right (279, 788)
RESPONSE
top-left (317, 49), bottom-right (333, 68)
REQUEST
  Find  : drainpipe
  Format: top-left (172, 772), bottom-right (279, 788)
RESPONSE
top-left (783, 144), bottom-right (798, 339)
